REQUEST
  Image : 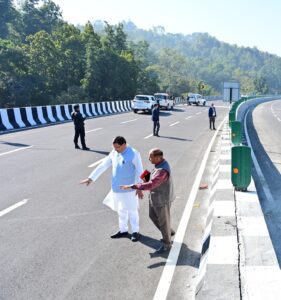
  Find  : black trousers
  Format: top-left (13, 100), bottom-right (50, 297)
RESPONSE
top-left (209, 117), bottom-right (216, 129)
top-left (74, 127), bottom-right (86, 148)
top-left (153, 121), bottom-right (160, 135)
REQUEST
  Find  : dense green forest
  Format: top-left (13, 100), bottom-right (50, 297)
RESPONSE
top-left (1, 0), bottom-right (280, 108)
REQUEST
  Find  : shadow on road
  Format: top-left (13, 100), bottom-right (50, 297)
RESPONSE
top-left (0, 141), bottom-right (31, 147)
top-left (170, 108), bottom-right (185, 112)
top-left (158, 136), bottom-right (192, 142)
top-left (85, 149), bottom-right (110, 156)
top-left (139, 234), bottom-right (200, 269)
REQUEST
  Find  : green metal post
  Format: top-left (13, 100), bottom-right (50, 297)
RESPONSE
top-left (231, 121), bottom-right (242, 145)
top-left (231, 146), bottom-right (251, 191)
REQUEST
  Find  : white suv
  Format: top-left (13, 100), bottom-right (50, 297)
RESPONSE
top-left (187, 93), bottom-right (206, 106)
top-left (132, 95), bottom-right (156, 113)
top-left (154, 93), bottom-right (174, 110)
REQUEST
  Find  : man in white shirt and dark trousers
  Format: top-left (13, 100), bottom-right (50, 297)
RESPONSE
top-left (208, 103), bottom-right (217, 130)
top-left (80, 136), bottom-right (144, 242)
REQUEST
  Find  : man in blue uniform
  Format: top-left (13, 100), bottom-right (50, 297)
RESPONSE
top-left (152, 104), bottom-right (160, 137)
top-left (71, 104), bottom-right (90, 150)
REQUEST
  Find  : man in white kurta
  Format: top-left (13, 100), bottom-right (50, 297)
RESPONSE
top-left (81, 136), bottom-right (143, 242)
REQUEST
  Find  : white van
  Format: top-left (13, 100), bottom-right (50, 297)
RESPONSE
top-left (187, 94), bottom-right (206, 106)
top-left (132, 95), bottom-right (156, 113)
top-left (154, 93), bottom-right (174, 110)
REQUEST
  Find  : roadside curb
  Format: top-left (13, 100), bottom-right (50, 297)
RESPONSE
top-left (196, 118), bottom-right (281, 299)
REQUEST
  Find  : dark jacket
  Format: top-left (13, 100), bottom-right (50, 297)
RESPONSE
top-left (151, 107), bottom-right (160, 122)
top-left (149, 160), bottom-right (175, 207)
top-left (208, 106), bottom-right (216, 118)
top-left (71, 111), bottom-right (85, 129)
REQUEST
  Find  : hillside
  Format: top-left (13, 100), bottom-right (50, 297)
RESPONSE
top-left (93, 20), bottom-right (281, 95)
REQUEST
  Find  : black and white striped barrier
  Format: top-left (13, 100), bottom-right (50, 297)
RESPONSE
top-left (0, 100), bottom-right (132, 132)
top-left (196, 128), bottom-right (222, 294)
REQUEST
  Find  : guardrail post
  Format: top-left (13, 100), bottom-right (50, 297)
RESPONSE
top-left (231, 145), bottom-right (251, 191)
top-left (231, 121), bottom-right (242, 145)
top-left (229, 111), bottom-right (235, 127)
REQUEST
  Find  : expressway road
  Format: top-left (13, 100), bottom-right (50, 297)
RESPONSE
top-left (248, 99), bottom-right (281, 265)
top-left (0, 102), bottom-right (229, 300)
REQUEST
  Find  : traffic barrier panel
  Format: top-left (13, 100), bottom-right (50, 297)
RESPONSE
top-left (229, 111), bottom-right (236, 127)
top-left (231, 121), bottom-right (242, 145)
top-left (231, 146), bottom-right (251, 191)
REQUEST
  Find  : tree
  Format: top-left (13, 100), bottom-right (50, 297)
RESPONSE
top-left (0, 0), bottom-right (17, 39)
top-left (20, 0), bottom-right (62, 37)
top-left (0, 39), bottom-right (30, 107)
top-left (52, 23), bottom-right (84, 90)
top-left (253, 76), bottom-right (269, 95)
top-left (25, 30), bottom-right (61, 104)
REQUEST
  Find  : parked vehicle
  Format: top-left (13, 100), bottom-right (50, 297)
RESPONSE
top-left (132, 95), bottom-right (156, 113)
top-left (154, 93), bottom-right (174, 110)
top-left (187, 94), bottom-right (206, 106)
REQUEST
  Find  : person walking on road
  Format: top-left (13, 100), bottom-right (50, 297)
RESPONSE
top-left (80, 136), bottom-right (144, 242)
top-left (121, 148), bottom-right (175, 254)
top-left (71, 104), bottom-right (90, 150)
top-left (208, 103), bottom-right (217, 130)
top-left (152, 103), bottom-right (160, 137)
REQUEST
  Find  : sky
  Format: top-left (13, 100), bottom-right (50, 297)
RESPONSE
top-left (52, 0), bottom-right (281, 57)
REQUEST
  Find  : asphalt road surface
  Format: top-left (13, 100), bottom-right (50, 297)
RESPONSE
top-left (0, 102), bottom-right (229, 300)
top-left (248, 99), bottom-right (281, 266)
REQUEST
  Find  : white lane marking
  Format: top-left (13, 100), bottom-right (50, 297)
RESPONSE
top-left (239, 217), bottom-right (270, 237)
top-left (277, 117), bottom-right (281, 122)
top-left (88, 158), bottom-right (104, 168)
top-left (169, 121), bottom-right (180, 127)
top-left (85, 128), bottom-right (103, 133)
top-left (0, 145), bottom-right (33, 157)
top-left (185, 116), bottom-right (193, 120)
top-left (0, 199), bottom-right (28, 217)
top-left (216, 179), bottom-right (233, 190)
top-left (208, 236), bottom-right (238, 264)
top-left (219, 164), bottom-right (230, 173)
top-left (196, 112), bottom-right (202, 115)
top-left (121, 119), bottom-right (137, 124)
top-left (153, 115), bottom-right (227, 300)
top-left (214, 201), bottom-right (235, 217)
top-left (144, 134), bottom-right (153, 139)
top-left (244, 266), bottom-right (281, 299)
top-left (244, 110), bottom-right (274, 203)
top-left (220, 154), bottom-right (231, 160)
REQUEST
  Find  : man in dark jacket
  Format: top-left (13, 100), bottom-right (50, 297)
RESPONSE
top-left (208, 103), bottom-right (217, 130)
top-left (71, 104), bottom-right (90, 150)
top-left (121, 148), bottom-right (175, 254)
top-left (152, 104), bottom-right (160, 137)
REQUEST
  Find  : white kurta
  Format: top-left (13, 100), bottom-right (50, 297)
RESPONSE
top-left (88, 147), bottom-right (143, 212)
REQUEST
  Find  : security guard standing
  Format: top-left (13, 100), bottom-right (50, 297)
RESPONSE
top-left (71, 104), bottom-right (90, 150)
top-left (152, 103), bottom-right (160, 137)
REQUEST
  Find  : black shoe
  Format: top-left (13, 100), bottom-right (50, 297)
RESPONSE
top-left (155, 245), bottom-right (171, 254)
top-left (131, 232), bottom-right (140, 242)
top-left (82, 147), bottom-right (90, 151)
top-left (75, 145), bottom-right (80, 149)
top-left (155, 134), bottom-right (160, 137)
top-left (213, 128), bottom-right (216, 130)
top-left (111, 231), bottom-right (128, 239)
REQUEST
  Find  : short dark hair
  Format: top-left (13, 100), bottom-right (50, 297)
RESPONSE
top-left (113, 136), bottom-right (127, 145)
top-left (150, 148), bottom-right (163, 157)
top-left (73, 104), bottom-right (79, 110)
